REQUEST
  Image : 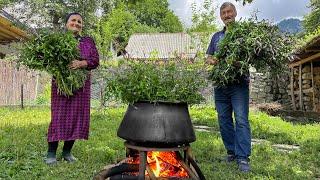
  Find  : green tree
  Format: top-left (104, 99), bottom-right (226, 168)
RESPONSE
top-left (92, 0), bottom-right (184, 58)
top-left (187, 0), bottom-right (217, 61)
top-left (122, 0), bottom-right (183, 32)
top-left (236, 0), bottom-right (254, 5)
top-left (189, 0), bottom-right (217, 33)
top-left (303, 0), bottom-right (320, 33)
top-left (2, 0), bottom-right (102, 32)
top-left (159, 11), bottom-right (183, 32)
top-left (0, 0), bottom-right (19, 8)
top-left (92, 5), bottom-right (159, 58)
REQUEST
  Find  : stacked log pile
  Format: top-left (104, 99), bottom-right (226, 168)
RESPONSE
top-left (288, 63), bottom-right (320, 112)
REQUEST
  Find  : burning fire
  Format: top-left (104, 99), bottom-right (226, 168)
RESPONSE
top-left (147, 151), bottom-right (188, 177)
top-left (128, 151), bottom-right (189, 178)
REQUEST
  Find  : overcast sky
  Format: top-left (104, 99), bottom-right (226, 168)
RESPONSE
top-left (169, 0), bottom-right (311, 27)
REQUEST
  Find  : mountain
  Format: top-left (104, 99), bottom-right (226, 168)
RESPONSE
top-left (277, 18), bottom-right (303, 34)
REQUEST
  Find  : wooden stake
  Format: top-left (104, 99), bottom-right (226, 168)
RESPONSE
top-left (311, 61), bottom-right (315, 111)
top-left (299, 65), bottom-right (303, 111)
top-left (290, 68), bottom-right (296, 110)
top-left (20, 84), bottom-right (24, 109)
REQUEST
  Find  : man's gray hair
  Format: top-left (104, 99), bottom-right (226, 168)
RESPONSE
top-left (220, 2), bottom-right (236, 12)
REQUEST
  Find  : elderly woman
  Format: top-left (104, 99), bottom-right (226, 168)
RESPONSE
top-left (45, 12), bottom-right (99, 165)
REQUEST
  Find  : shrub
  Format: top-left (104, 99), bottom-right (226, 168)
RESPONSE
top-left (104, 58), bottom-right (207, 105)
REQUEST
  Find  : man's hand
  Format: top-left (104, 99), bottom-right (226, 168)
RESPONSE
top-left (233, 61), bottom-right (241, 67)
top-left (206, 56), bottom-right (218, 65)
top-left (68, 60), bottom-right (88, 70)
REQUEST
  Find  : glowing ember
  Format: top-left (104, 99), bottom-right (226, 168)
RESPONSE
top-left (127, 151), bottom-right (189, 178)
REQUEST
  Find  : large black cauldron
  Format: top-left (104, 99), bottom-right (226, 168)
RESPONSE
top-left (117, 101), bottom-right (196, 144)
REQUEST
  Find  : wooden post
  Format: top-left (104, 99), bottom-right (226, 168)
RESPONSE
top-left (290, 68), bottom-right (296, 110)
top-left (34, 73), bottom-right (39, 100)
top-left (138, 151), bottom-right (147, 180)
top-left (299, 65), bottom-right (303, 111)
top-left (311, 61), bottom-right (315, 111)
top-left (21, 84), bottom-right (24, 109)
top-left (100, 84), bottom-right (104, 108)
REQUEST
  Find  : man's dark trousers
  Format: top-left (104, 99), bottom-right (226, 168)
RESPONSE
top-left (214, 80), bottom-right (251, 160)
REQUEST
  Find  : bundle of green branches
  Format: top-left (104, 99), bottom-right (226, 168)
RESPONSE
top-left (20, 32), bottom-right (87, 96)
top-left (209, 19), bottom-right (294, 86)
top-left (104, 59), bottom-right (207, 105)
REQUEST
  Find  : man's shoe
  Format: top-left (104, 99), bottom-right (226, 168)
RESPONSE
top-left (237, 159), bottom-right (250, 172)
top-left (45, 157), bottom-right (57, 165)
top-left (226, 154), bottom-right (236, 163)
top-left (62, 153), bottom-right (77, 163)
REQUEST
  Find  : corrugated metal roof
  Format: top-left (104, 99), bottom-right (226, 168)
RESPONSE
top-left (0, 14), bottom-right (28, 44)
top-left (125, 33), bottom-right (201, 59)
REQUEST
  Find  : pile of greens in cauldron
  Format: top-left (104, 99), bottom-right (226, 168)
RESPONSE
top-left (104, 59), bottom-right (207, 105)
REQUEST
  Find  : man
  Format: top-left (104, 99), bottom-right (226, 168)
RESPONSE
top-left (206, 2), bottom-right (251, 172)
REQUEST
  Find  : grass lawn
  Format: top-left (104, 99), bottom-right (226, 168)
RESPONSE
top-left (0, 106), bottom-right (319, 179)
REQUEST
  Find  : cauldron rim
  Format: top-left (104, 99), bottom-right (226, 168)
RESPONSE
top-left (131, 100), bottom-right (188, 105)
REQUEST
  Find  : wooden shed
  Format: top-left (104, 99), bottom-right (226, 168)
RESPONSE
top-left (0, 10), bottom-right (28, 57)
top-left (289, 35), bottom-right (320, 112)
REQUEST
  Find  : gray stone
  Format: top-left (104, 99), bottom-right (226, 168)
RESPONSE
top-left (266, 97), bottom-right (274, 102)
top-left (257, 99), bottom-right (266, 104)
top-left (251, 93), bottom-right (258, 99)
top-left (258, 94), bottom-right (267, 98)
top-left (251, 138), bottom-right (269, 145)
top-left (272, 144), bottom-right (300, 153)
top-left (195, 129), bottom-right (211, 133)
top-left (265, 86), bottom-right (272, 92)
top-left (279, 89), bottom-right (286, 94)
top-left (251, 88), bottom-right (259, 92)
top-left (193, 125), bottom-right (217, 133)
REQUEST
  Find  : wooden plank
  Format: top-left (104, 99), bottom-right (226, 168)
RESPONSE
top-left (0, 16), bottom-right (28, 39)
top-left (0, 25), bottom-right (19, 39)
top-left (289, 52), bottom-right (320, 68)
top-left (294, 88), bottom-right (314, 95)
top-left (311, 61), bottom-right (315, 111)
top-left (299, 65), bottom-right (303, 111)
top-left (305, 49), bottom-right (320, 53)
top-left (0, 28), bottom-right (24, 41)
top-left (290, 68), bottom-right (296, 110)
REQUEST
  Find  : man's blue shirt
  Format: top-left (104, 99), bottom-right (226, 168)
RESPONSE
top-left (206, 29), bottom-right (226, 55)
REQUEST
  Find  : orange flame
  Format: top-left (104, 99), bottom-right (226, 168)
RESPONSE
top-left (126, 151), bottom-right (189, 178)
top-left (147, 151), bottom-right (188, 178)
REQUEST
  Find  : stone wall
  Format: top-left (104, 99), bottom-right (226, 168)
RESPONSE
top-left (250, 68), bottom-right (291, 109)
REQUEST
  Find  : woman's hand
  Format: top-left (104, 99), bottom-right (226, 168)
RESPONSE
top-left (68, 60), bottom-right (88, 70)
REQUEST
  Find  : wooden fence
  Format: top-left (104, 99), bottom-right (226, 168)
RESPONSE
top-left (0, 61), bottom-right (40, 106)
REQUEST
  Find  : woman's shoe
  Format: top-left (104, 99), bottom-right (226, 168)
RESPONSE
top-left (45, 157), bottom-right (57, 165)
top-left (62, 153), bottom-right (77, 163)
